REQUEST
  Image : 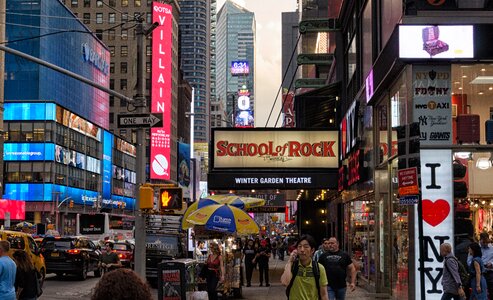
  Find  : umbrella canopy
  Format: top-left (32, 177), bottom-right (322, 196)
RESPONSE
top-left (16, 221), bottom-right (34, 228)
top-left (186, 204), bottom-right (259, 235)
top-left (203, 194), bottom-right (265, 210)
top-left (181, 195), bottom-right (265, 230)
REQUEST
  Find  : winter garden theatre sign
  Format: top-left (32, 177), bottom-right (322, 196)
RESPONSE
top-left (208, 129), bottom-right (339, 190)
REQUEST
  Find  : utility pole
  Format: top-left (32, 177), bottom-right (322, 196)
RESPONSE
top-left (134, 17), bottom-right (159, 279)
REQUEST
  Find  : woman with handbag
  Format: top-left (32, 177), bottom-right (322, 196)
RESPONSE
top-left (13, 250), bottom-right (40, 300)
top-left (205, 242), bottom-right (224, 300)
top-left (468, 242), bottom-right (487, 300)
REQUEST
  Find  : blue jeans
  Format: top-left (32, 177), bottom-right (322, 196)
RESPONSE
top-left (328, 287), bottom-right (346, 300)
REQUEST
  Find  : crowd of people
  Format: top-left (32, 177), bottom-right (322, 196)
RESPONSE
top-left (441, 231), bottom-right (493, 300)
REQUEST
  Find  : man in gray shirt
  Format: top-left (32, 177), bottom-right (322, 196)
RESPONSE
top-left (440, 243), bottom-right (465, 300)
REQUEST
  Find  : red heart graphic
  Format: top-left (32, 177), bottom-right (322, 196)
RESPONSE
top-left (422, 199), bottom-right (450, 227)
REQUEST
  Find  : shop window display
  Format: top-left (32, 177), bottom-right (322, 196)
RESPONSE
top-left (349, 197), bottom-right (375, 283)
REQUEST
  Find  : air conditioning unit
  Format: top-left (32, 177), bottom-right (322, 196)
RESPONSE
top-left (455, 0), bottom-right (486, 8)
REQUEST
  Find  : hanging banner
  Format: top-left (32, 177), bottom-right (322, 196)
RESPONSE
top-left (413, 65), bottom-right (452, 146)
top-left (150, 2), bottom-right (173, 180)
top-left (414, 149), bottom-right (454, 299)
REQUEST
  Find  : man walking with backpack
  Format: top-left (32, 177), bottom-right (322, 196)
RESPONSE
top-left (281, 235), bottom-right (329, 300)
top-left (316, 237), bottom-right (356, 300)
top-left (441, 242), bottom-right (466, 300)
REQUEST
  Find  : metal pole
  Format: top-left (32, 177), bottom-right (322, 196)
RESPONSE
top-left (133, 18), bottom-right (147, 279)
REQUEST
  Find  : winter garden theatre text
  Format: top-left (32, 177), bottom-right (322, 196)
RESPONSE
top-left (234, 177), bottom-right (312, 184)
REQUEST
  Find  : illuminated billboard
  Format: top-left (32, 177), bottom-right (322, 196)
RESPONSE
top-left (399, 25), bottom-right (474, 59)
top-left (4, 143), bottom-right (55, 161)
top-left (231, 61), bottom-right (250, 76)
top-left (150, 2), bottom-right (173, 180)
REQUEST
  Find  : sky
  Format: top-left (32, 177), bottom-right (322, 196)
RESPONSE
top-left (216, 0), bottom-right (298, 127)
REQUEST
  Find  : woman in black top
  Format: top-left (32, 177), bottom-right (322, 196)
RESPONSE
top-left (13, 250), bottom-right (38, 300)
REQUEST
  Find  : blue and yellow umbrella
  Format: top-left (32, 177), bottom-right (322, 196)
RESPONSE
top-left (181, 195), bottom-right (265, 230)
top-left (186, 204), bottom-right (259, 235)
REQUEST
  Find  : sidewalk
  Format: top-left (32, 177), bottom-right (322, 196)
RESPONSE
top-left (240, 257), bottom-right (372, 300)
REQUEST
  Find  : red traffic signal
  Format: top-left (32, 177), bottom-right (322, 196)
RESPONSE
top-left (159, 187), bottom-right (183, 211)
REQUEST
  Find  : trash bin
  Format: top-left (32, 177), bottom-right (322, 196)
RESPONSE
top-left (158, 258), bottom-right (198, 300)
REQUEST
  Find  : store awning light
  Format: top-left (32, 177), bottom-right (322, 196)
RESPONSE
top-left (476, 157), bottom-right (492, 170)
top-left (455, 152), bottom-right (472, 159)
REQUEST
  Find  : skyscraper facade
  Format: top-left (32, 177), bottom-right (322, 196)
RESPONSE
top-left (178, 0), bottom-right (212, 142)
top-left (216, 0), bottom-right (255, 126)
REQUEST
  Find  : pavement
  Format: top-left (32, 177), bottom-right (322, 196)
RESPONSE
top-left (239, 257), bottom-right (373, 300)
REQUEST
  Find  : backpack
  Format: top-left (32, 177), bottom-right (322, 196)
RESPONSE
top-left (285, 259), bottom-right (321, 300)
top-left (445, 256), bottom-right (470, 286)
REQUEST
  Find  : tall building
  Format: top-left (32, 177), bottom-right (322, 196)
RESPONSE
top-left (178, 0), bottom-right (212, 143)
top-left (216, 0), bottom-right (255, 126)
top-left (281, 11), bottom-right (299, 91)
top-left (66, 0), bottom-right (181, 182)
top-left (4, 0), bottom-right (136, 234)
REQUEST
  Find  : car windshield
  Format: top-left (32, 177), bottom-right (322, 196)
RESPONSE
top-left (113, 244), bottom-right (129, 251)
top-left (42, 240), bottom-right (73, 250)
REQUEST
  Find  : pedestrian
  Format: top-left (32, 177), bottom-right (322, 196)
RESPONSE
top-left (278, 238), bottom-right (286, 261)
top-left (13, 250), bottom-right (39, 300)
top-left (205, 242), bottom-right (224, 300)
top-left (99, 242), bottom-right (122, 273)
top-left (255, 239), bottom-right (271, 287)
top-left (243, 239), bottom-right (257, 287)
top-left (477, 232), bottom-right (493, 299)
top-left (314, 238), bottom-right (330, 262)
top-left (468, 242), bottom-right (488, 300)
top-left (317, 237), bottom-right (356, 300)
top-left (272, 239), bottom-right (278, 259)
top-left (0, 240), bottom-right (16, 300)
top-left (440, 242), bottom-right (466, 300)
top-left (281, 234), bottom-right (329, 300)
top-left (91, 268), bottom-right (152, 300)
top-left (194, 241), bottom-right (206, 263)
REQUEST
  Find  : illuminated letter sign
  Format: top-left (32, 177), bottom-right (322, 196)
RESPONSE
top-left (150, 2), bottom-right (173, 180)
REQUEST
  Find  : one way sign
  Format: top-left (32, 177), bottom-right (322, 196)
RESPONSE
top-left (117, 113), bottom-right (163, 128)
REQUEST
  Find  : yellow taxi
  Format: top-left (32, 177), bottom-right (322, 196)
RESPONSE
top-left (0, 230), bottom-right (46, 279)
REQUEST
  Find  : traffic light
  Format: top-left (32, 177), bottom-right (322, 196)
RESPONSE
top-left (69, 200), bottom-right (74, 208)
top-left (159, 187), bottom-right (183, 212)
top-left (139, 186), bottom-right (154, 209)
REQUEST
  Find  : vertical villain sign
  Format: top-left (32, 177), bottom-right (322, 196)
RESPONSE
top-left (151, 2), bottom-right (172, 180)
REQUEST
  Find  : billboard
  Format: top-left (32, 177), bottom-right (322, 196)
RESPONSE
top-left (212, 129), bottom-right (338, 169)
top-left (4, 143), bottom-right (55, 161)
top-left (0, 199), bottom-right (25, 220)
top-left (150, 2), bottom-right (173, 180)
top-left (399, 25), bottom-right (474, 59)
top-left (231, 61), bottom-right (250, 76)
top-left (177, 142), bottom-right (191, 198)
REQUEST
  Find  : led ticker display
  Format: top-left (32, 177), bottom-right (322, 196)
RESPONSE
top-left (4, 143), bottom-right (55, 161)
top-left (231, 61), bottom-right (250, 76)
top-left (4, 103), bottom-right (56, 121)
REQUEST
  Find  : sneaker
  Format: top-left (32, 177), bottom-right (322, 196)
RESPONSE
top-left (266, 283), bottom-right (271, 287)
top-left (259, 283), bottom-right (263, 287)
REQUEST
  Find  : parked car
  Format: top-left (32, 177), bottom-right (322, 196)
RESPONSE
top-left (0, 230), bottom-right (46, 282)
top-left (110, 241), bottom-right (134, 269)
top-left (40, 236), bottom-right (102, 280)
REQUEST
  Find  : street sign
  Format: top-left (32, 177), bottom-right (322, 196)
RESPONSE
top-left (117, 113), bottom-right (163, 128)
top-left (398, 167), bottom-right (419, 196)
top-left (399, 195), bottom-right (419, 205)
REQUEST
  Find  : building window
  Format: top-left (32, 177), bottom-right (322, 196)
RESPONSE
top-left (121, 29), bottom-right (128, 40)
top-left (120, 62), bottom-right (128, 73)
top-left (122, 0), bottom-right (128, 6)
top-left (109, 13), bottom-right (116, 24)
top-left (83, 13), bottom-right (90, 24)
top-left (121, 46), bottom-right (128, 57)
top-left (120, 79), bottom-right (127, 90)
top-left (109, 46), bottom-right (115, 56)
top-left (146, 62), bottom-right (151, 73)
top-left (146, 45), bottom-right (151, 56)
top-left (109, 112), bottom-right (114, 124)
top-left (110, 96), bottom-right (115, 107)
top-left (109, 0), bottom-right (116, 6)
top-left (71, 0), bottom-right (78, 7)
top-left (110, 79), bottom-right (115, 90)
top-left (134, 0), bottom-right (141, 7)
top-left (108, 29), bottom-right (115, 40)
top-left (96, 0), bottom-right (103, 7)
top-left (95, 30), bottom-right (103, 40)
top-left (120, 99), bottom-right (127, 107)
top-left (96, 13), bottom-right (103, 24)
top-left (110, 62), bottom-right (115, 73)
top-left (146, 13), bottom-right (152, 24)
top-left (83, 0), bottom-right (90, 7)
top-left (122, 13), bottom-right (128, 22)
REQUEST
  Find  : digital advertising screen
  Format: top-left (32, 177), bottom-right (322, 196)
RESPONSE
top-left (4, 143), bottom-right (55, 161)
top-left (399, 25), bottom-right (474, 59)
top-left (231, 61), bottom-right (250, 76)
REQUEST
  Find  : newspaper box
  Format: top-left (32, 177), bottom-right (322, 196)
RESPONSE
top-left (158, 258), bottom-right (198, 300)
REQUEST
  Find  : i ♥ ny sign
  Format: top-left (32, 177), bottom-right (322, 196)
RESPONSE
top-left (415, 149), bottom-right (454, 299)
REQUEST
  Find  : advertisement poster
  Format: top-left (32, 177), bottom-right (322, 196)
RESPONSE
top-left (162, 269), bottom-right (181, 300)
top-left (413, 65), bottom-right (452, 146)
top-left (414, 149), bottom-right (454, 299)
top-left (177, 142), bottom-right (191, 198)
top-left (150, 2), bottom-right (173, 180)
